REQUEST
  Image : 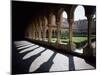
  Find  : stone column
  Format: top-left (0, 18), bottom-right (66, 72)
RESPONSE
top-left (42, 26), bottom-right (46, 41)
top-left (66, 18), bottom-right (76, 52)
top-left (69, 19), bottom-right (73, 45)
top-left (33, 26), bottom-right (36, 39)
top-left (35, 31), bottom-right (38, 40)
top-left (83, 15), bottom-right (94, 57)
top-left (56, 21), bottom-right (61, 44)
top-left (35, 26), bottom-right (38, 40)
top-left (38, 30), bottom-right (42, 40)
top-left (32, 24), bottom-right (35, 39)
top-left (48, 25), bottom-right (52, 43)
top-left (32, 30), bottom-right (35, 39)
top-left (34, 25), bottom-right (36, 40)
top-left (35, 31), bottom-right (37, 40)
top-left (29, 26), bottom-right (32, 39)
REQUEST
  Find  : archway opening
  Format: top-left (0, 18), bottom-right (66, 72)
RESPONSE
top-left (74, 5), bottom-right (88, 53)
top-left (60, 11), bottom-right (69, 44)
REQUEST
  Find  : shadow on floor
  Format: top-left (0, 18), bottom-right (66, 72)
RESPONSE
top-left (18, 46), bottom-right (40, 57)
top-left (12, 40), bottom-right (95, 74)
top-left (33, 52), bottom-right (57, 73)
top-left (67, 55), bottom-right (75, 71)
top-left (12, 43), bottom-right (47, 74)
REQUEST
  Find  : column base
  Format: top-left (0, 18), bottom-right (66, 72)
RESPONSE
top-left (66, 42), bottom-right (76, 52)
top-left (56, 40), bottom-right (61, 45)
top-left (83, 44), bottom-right (94, 57)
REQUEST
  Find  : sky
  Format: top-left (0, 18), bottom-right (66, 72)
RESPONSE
top-left (62, 5), bottom-right (87, 21)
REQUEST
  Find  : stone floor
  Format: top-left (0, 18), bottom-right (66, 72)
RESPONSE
top-left (12, 40), bottom-right (95, 74)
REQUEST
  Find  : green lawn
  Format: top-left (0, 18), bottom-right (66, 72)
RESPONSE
top-left (44, 35), bottom-right (95, 48)
top-left (72, 37), bottom-right (87, 43)
top-left (51, 36), bottom-right (95, 44)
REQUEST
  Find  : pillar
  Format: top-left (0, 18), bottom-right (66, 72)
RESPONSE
top-left (66, 18), bottom-right (76, 52)
top-left (35, 31), bottom-right (37, 40)
top-left (83, 15), bottom-right (94, 57)
top-left (69, 19), bottom-right (73, 45)
top-left (38, 30), bottom-right (42, 40)
top-left (42, 19), bottom-right (46, 41)
top-left (32, 30), bottom-right (35, 39)
top-left (42, 25), bottom-right (46, 41)
top-left (35, 25), bottom-right (39, 40)
top-left (33, 25), bottom-right (36, 40)
top-left (56, 21), bottom-right (61, 44)
top-left (32, 24), bottom-right (35, 39)
top-left (29, 25), bottom-right (33, 39)
top-left (48, 25), bottom-right (52, 43)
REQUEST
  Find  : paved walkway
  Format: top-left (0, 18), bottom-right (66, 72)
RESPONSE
top-left (12, 40), bottom-right (95, 74)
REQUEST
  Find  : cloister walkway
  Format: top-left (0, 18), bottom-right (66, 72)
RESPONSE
top-left (12, 40), bottom-right (95, 74)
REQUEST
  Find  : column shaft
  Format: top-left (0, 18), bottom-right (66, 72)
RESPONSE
top-left (87, 15), bottom-right (93, 45)
top-left (83, 15), bottom-right (94, 57)
top-left (38, 31), bottom-right (41, 40)
top-left (66, 18), bottom-right (76, 52)
top-left (56, 22), bottom-right (61, 44)
top-left (43, 27), bottom-right (46, 41)
top-left (48, 25), bottom-right (52, 43)
top-left (32, 31), bottom-right (35, 39)
top-left (69, 19), bottom-right (73, 44)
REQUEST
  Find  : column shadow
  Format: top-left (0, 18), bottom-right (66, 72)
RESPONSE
top-left (12, 43), bottom-right (47, 74)
top-left (33, 52), bottom-right (57, 73)
top-left (67, 55), bottom-right (75, 71)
